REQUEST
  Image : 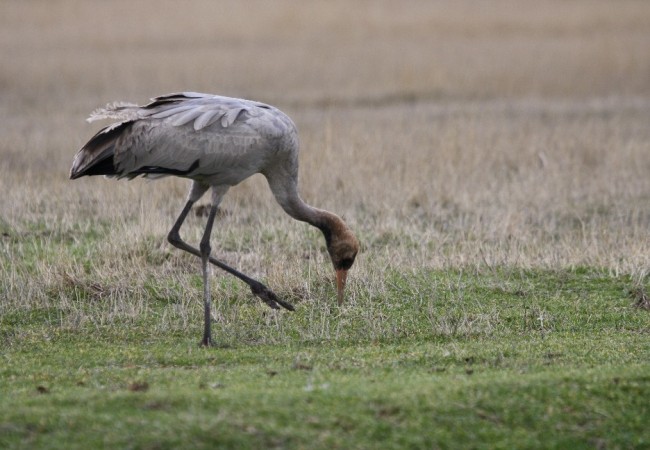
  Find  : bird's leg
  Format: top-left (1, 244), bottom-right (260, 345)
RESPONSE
top-left (167, 201), bottom-right (295, 318)
top-left (198, 204), bottom-right (219, 347)
top-left (167, 200), bottom-right (195, 245)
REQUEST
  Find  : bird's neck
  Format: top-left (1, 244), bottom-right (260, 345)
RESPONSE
top-left (267, 175), bottom-right (343, 246)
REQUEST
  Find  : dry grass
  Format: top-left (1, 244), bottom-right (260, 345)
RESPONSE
top-left (2, 5), bottom-right (650, 447)
top-left (1, 0), bottom-right (649, 319)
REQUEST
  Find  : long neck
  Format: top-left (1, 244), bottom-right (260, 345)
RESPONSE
top-left (266, 171), bottom-right (339, 244)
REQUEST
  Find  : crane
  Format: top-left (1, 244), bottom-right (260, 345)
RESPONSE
top-left (70, 92), bottom-right (359, 346)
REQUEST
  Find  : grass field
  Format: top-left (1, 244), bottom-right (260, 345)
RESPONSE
top-left (1, 1), bottom-right (649, 448)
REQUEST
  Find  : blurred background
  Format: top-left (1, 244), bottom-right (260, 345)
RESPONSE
top-left (4, 1), bottom-right (650, 109)
top-left (1, 0), bottom-right (649, 281)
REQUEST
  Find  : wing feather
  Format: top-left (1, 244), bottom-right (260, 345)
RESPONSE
top-left (221, 108), bottom-right (245, 128)
top-left (193, 109), bottom-right (222, 130)
top-left (171, 108), bottom-right (209, 127)
top-left (75, 92), bottom-right (296, 183)
top-left (143, 97), bottom-right (245, 130)
top-left (150, 105), bottom-right (196, 119)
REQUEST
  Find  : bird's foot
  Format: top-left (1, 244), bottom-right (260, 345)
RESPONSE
top-left (250, 281), bottom-right (295, 311)
top-left (200, 336), bottom-right (213, 347)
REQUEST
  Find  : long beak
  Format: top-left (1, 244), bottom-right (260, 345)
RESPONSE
top-left (336, 269), bottom-right (348, 305)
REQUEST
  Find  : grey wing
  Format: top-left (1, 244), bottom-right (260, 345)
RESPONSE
top-left (88, 92), bottom-right (272, 131)
top-left (141, 93), bottom-right (273, 131)
top-left (110, 94), bottom-right (291, 181)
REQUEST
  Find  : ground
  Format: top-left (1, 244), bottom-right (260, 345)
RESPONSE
top-left (1, 1), bottom-right (649, 448)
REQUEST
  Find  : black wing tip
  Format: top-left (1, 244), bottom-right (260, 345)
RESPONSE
top-left (69, 121), bottom-right (131, 180)
top-left (69, 153), bottom-right (118, 179)
top-left (143, 92), bottom-right (206, 109)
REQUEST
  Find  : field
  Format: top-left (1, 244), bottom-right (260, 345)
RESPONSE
top-left (1, 0), bottom-right (649, 448)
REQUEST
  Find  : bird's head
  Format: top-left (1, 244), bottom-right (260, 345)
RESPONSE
top-left (319, 212), bottom-right (360, 305)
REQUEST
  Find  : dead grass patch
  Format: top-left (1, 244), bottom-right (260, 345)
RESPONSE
top-left (0, 0), bottom-right (649, 324)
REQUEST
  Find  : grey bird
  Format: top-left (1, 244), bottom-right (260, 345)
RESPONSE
top-left (70, 92), bottom-right (359, 346)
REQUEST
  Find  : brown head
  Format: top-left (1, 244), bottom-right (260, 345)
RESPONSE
top-left (317, 212), bottom-right (360, 305)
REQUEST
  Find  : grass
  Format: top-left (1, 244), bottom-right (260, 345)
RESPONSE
top-left (2, 0), bottom-right (650, 448)
top-left (2, 269), bottom-right (649, 449)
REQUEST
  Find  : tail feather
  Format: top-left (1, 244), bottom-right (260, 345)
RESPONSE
top-left (87, 102), bottom-right (140, 123)
top-left (70, 121), bottom-right (132, 179)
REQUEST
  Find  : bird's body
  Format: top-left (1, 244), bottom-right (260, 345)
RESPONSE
top-left (70, 92), bottom-right (359, 346)
top-left (72, 92), bottom-right (298, 187)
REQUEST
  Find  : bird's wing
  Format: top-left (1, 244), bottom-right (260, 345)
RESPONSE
top-left (110, 121), bottom-right (203, 178)
top-left (88, 92), bottom-right (274, 131)
top-left (106, 94), bottom-right (281, 179)
top-left (140, 93), bottom-right (273, 131)
top-left (81, 93), bottom-right (294, 181)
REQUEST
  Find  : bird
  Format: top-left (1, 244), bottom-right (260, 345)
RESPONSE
top-left (70, 92), bottom-right (360, 346)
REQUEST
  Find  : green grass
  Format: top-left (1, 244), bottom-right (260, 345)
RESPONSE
top-left (2, 267), bottom-right (649, 449)
top-left (2, 1), bottom-right (650, 447)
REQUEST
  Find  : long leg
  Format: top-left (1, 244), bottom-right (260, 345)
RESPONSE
top-left (167, 201), bottom-right (294, 310)
top-left (167, 190), bottom-right (294, 343)
top-left (199, 203), bottom-right (218, 346)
